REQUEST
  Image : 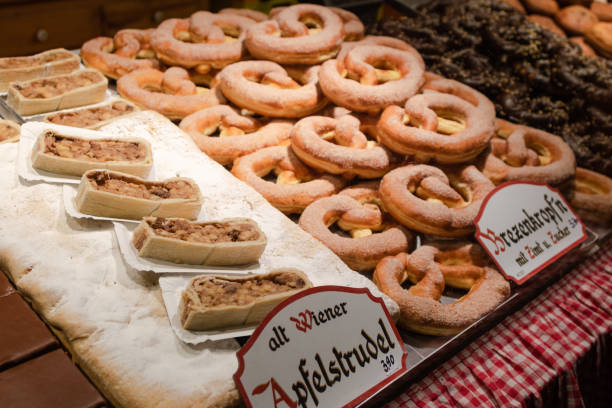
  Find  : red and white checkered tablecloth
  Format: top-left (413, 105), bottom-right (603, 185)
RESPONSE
top-left (387, 239), bottom-right (612, 408)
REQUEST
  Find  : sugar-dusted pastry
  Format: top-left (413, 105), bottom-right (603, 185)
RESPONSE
top-left (0, 48), bottom-right (79, 92)
top-left (44, 100), bottom-right (137, 129)
top-left (373, 245), bottom-right (509, 336)
top-left (81, 29), bottom-right (159, 79)
top-left (178, 269), bottom-right (312, 330)
top-left (31, 130), bottom-right (152, 177)
top-left (117, 67), bottom-right (224, 119)
top-left (569, 167), bottom-right (612, 224)
top-left (0, 119), bottom-right (20, 144)
top-left (245, 4), bottom-right (344, 65)
top-left (132, 216), bottom-right (266, 266)
top-left (379, 164), bottom-right (495, 237)
top-left (7, 69), bottom-right (108, 116)
top-left (480, 119), bottom-right (576, 188)
top-left (75, 170), bottom-right (202, 220)
top-left (299, 182), bottom-right (414, 271)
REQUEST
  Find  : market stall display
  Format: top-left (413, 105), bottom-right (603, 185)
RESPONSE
top-left (0, 1), bottom-right (610, 407)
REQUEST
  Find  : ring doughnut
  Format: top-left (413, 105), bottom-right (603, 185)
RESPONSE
top-left (568, 167), bottom-right (612, 224)
top-left (179, 105), bottom-right (294, 165)
top-left (480, 119), bottom-right (576, 187)
top-left (218, 61), bottom-right (327, 118)
top-left (245, 4), bottom-right (344, 65)
top-left (231, 145), bottom-right (346, 214)
top-left (117, 67), bottom-right (224, 119)
top-left (373, 245), bottom-right (510, 335)
top-left (319, 42), bottom-right (425, 114)
top-left (290, 115), bottom-right (399, 179)
top-left (377, 80), bottom-right (495, 164)
top-left (81, 29), bottom-right (159, 79)
top-left (299, 189), bottom-right (414, 271)
top-left (150, 13), bottom-right (255, 73)
top-left (218, 8), bottom-right (268, 22)
top-left (380, 164), bottom-right (495, 237)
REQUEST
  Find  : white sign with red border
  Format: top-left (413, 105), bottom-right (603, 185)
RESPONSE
top-left (474, 181), bottom-right (586, 284)
top-left (234, 286), bottom-right (408, 408)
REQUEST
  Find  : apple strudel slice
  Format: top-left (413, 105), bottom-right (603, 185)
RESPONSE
top-left (7, 69), bottom-right (108, 116)
top-left (0, 48), bottom-right (79, 92)
top-left (179, 269), bottom-right (312, 330)
top-left (0, 119), bottom-right (20, 144)
top-left (32, 130), bottom-right (153, 177)
top-left (132, 216), bottom-right (266, 266)
top-left (44, 100), bottom-right (137, 129)
top-left (76, 170), bottom-right (202, 220)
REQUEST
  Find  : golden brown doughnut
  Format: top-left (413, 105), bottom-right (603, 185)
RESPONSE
top-left (290, 115), bottom-right (400, 179)
top-left (117, 67), bottom-right (224, 119)
top-left (569, 167), bottom-right (612, 223)
top-left (480, 119), bottom-right (576, 187)
top-left (524, 0), bottom-right (560, 16)
top-left (377, 77), bottom-right (495, 164)
top-left (245, 4), bottom-right (344, 65)
top-left (500, 0), bottom-right (527, 13)
top-left (380, 164), bottom-right (495, 237)
top-left (218, 61), bottom-right (327, 118)
top-left (298, 189), bottom-right (414, 271)
top-left (372, 245), bottom-right (510, 335)
top-left (179, 105), bottom-right (294, 165)
top-left (569, 36), bottom-right (598, 55)
top-left (81, 29), bottom-right (159, 79)
top-left (218, 8), bottom-right (268, 22)
top-left (528, 15), bottom-right (568, 37)
top-left (231, 145), bottom-right (346, 214)
top-left (585, 22), bottom-right (612, 57)
top-left (150, 13), bottom-right (255, 73)
top-left (556, 5), bottom-right (599, 35)
top-left (591, 2), bottom-right (612, 22)
top-left (319, 40), bottom-right (425, 114)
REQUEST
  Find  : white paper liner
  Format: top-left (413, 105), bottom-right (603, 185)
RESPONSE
top-left (159, 275), bottom-right (256, 344)
top-left (63, 184), bottom-right (207, 224)
top-left (113, 221), bottom-right (261, 275)
top-left (17, 121), bottom-right (154, 184)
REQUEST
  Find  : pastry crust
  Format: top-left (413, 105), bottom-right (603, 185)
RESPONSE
top-left (0, 119), bottom-right (20, 144)
top-left (0, 48), bottom-right (79, 92)
top-left (7, 69), bottom-right (108, 116)
top-left (132, 216), bottom-right (266, 266)
top-left (44, 99), bottom-right (138, 129)
top-left (31, 129), bottom-right (153, 177)
top-left (178, 269), bottom-right (312, 330)
top-left (75, 170), bottom-right (202, 220)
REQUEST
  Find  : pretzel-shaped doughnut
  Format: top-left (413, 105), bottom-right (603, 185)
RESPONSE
top-left (117, 67), bottom-right (224, 119)
top-left (426, 240), bottom-right (494, 289)
top-left (231, 145), bottom-right (346, 214)
top-left (179, 105), bottom-right (293, 165)
top-left (569, 167), bottom-right (612, 224)
top-left (290, 115), bottom-right (400, 179)
top-left (218, 8), bottom-right (268, 22)
top-left (245, 4), bottom-right (344, 65)
top-left (319, 41), bottom-right (425, 114)
top-left (81, 29), bottom-right (159, 79)
top-left (480, 119), bottom-right (576, 187)
top-left (299, 185), bottom-right (414, 271)
top-left (150, 12), bottom-right (255, 73)
top-left (373, 245), bottom-right (510, 335)
top-left (218, 61), bottom-right (327, 118)
top-left (377, 79), bottom-right (496, 164)
top-left (269, 6), bottom-right (363, 41)
top-left (380, 164), bottom-right (495, 237)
